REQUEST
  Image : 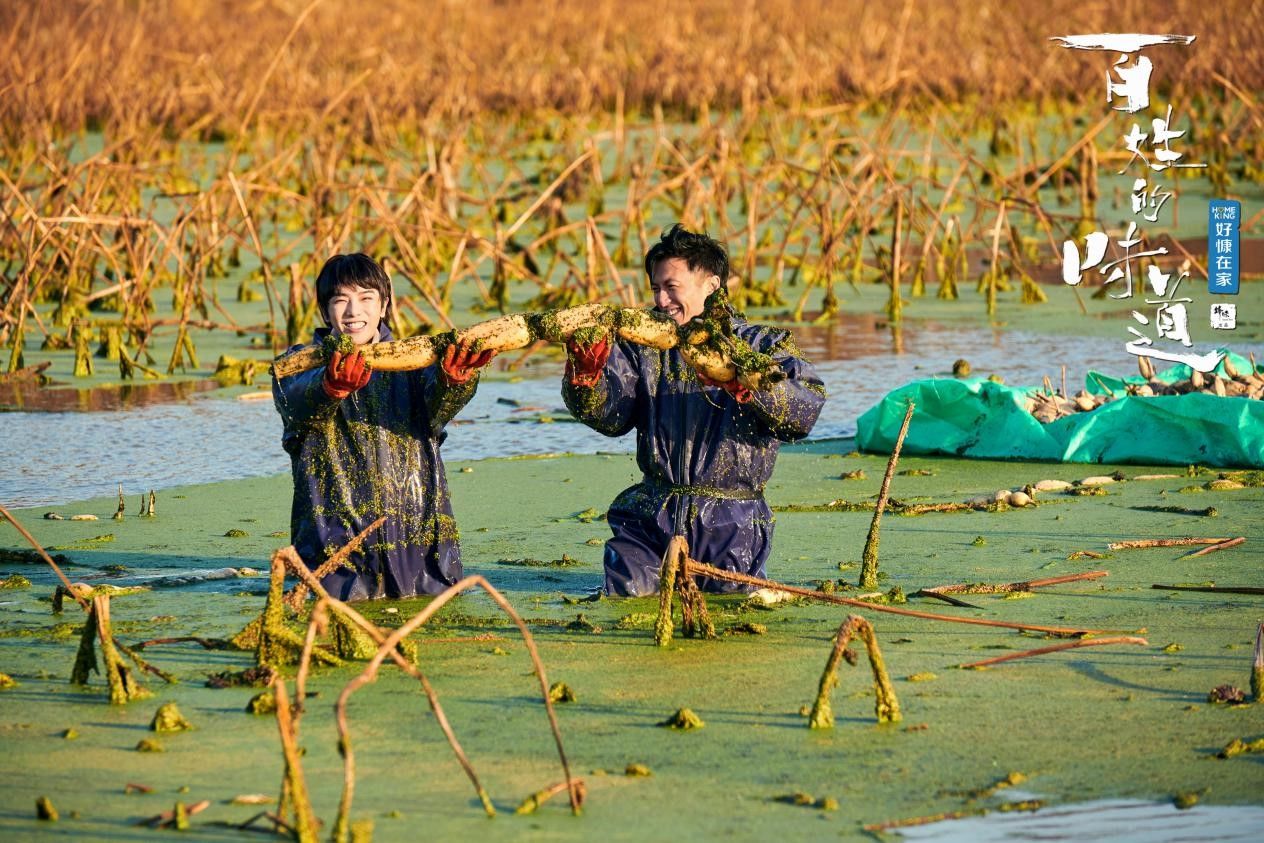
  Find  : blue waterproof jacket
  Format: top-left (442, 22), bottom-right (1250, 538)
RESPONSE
top-left (563, 313), bottom-right (825, 595)
top-left (272, 326), bottom-right (474, 599)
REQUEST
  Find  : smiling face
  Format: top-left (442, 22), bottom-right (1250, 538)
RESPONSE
top-left (325, 284), bottom-right (385, 345)
top-left (650, 257), bottom-right (721, 325)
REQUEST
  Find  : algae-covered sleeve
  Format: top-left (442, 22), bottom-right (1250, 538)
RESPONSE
top-left (739, 325), bottom-right (826, 442)
top-left (420, 365), bottom-right (478, 438)
top-left (272, 364), bottom-right (341, 451)
top-left (562, 339), bottom-right (641, 437)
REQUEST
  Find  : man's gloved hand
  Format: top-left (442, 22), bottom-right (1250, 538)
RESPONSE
top-left (697, 371), bottom-right (753, 404)
top-left (440, 340), bottom-right (496, 386)
top-left (565, 334), bottom-right (611, 388)
top-left (323, 349), bottom-right (372, 400)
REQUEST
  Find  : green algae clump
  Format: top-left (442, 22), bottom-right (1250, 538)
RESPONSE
top-left (224, 529), bottom-right (249, 538)
top-left (246, 691), bottom-right (277, 715)
top-left (150, 702), bottom-right (193, 732)
top-left (1208, 685), bottom-right (1246, 705)
top-left (548, 682), bottom-right (577, 703)
top-left (615, 612), bottom-right (656, 630)
top-left (625, 763), bottom-right (652, 777)
top-left (135, 738), bottom-right (164, 752)
top-left (0, 574), bottom-right (31, 590)
top-left (1216, 737), bottom-right (1264, 759)
top-left (571, 325), bottom-right (609, 347)
top-left (775, 792), bottom-right (815, 806)
top-left (323, 332), bottom-right (356, 358)
top-left (0, 672), bottom-right (17, 690)
top-left (35, 796), bottom-right (58, 821)
top-left (658, 707), bottom-right (705, 730)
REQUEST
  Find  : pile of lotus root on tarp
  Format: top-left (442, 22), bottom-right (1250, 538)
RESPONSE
top-left (857, 352), bottom-right (1264, 468)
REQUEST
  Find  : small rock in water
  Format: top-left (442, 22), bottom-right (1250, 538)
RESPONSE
top-left (745, 588), bottom-right (795, 607)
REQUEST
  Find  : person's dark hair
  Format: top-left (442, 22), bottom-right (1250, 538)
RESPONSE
top-left (644, 223), bottom-right (728, 283)
top-left (315, 253), bottom-right (392, 325)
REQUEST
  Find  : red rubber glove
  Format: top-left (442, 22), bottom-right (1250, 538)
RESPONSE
top-left (323, 349), bottom-right (372, 400)
top-left (440, 340), bottom-right (496, 386)
top-left (697, 371), bottom-right (753, 404)
top-left (565, 335), bottom-right (611, 388)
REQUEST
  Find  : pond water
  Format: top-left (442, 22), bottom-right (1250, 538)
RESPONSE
top-left (2, 316), bottom-right (1260, 509)
top-left (895, 798), bottom-right (1264, 841)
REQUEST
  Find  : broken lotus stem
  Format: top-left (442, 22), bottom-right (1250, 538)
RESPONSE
top-left (922, 570), bottom-right (1108, 596)
top-left (272, 676), bottom-right (319, 843)
top-left (0, 504), bottom-right (89, 610)
top-left (809, 614), bottom-right (900, 727)
top-left (1252, 623), bottom-right (1263, 703)
top-left (272, 302), bottom-right (782, 391)
top-left (283, 516), bottom-right (387, 613)
top-left (958, 636), bottom-right (1149, 669)
top-left (654, 536), bottom-right (686, 647)
top-left (860, 400), bottom-right (914, 590)
top-left (277, 548), bottom-right (580, 824)
top-left (71, 594), bottom-right (152, 704)
top-left (678, 554), bottom-right (717, 641)
top-left (332, 572), bottom-right (581, 832)
top-left (1107, 537), bottom-right (1230, 550)
top-left (685, 559), bottom-right (1113, 637)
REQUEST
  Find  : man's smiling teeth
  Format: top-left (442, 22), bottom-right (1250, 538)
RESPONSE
top-left (343, 320), bottom-right (367, 331)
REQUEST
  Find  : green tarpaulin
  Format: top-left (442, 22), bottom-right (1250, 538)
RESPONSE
top-left (855, 353), bottom-right (1264, 468)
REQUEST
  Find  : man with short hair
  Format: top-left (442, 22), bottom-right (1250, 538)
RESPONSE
top-left (563, 225), bottom-right (826, 595)
top-left (273, 252), bottom-right (493, 600)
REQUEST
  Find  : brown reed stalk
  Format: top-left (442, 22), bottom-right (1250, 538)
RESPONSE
top-left (280, 550), bottom-right (580, 820)
top-left (859, 400), bottom-right (915, 590)
top-left (808, 614), bottom-right (900, 728)
top-left (685, 559), bottom-right (1112, 637)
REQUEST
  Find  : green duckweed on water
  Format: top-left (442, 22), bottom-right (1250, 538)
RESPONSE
top-left (1, 444), bottom-right (1262, 840)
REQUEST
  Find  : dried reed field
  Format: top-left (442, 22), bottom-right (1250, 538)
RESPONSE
top-left (1, 0), bottom-right (1261, 380)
